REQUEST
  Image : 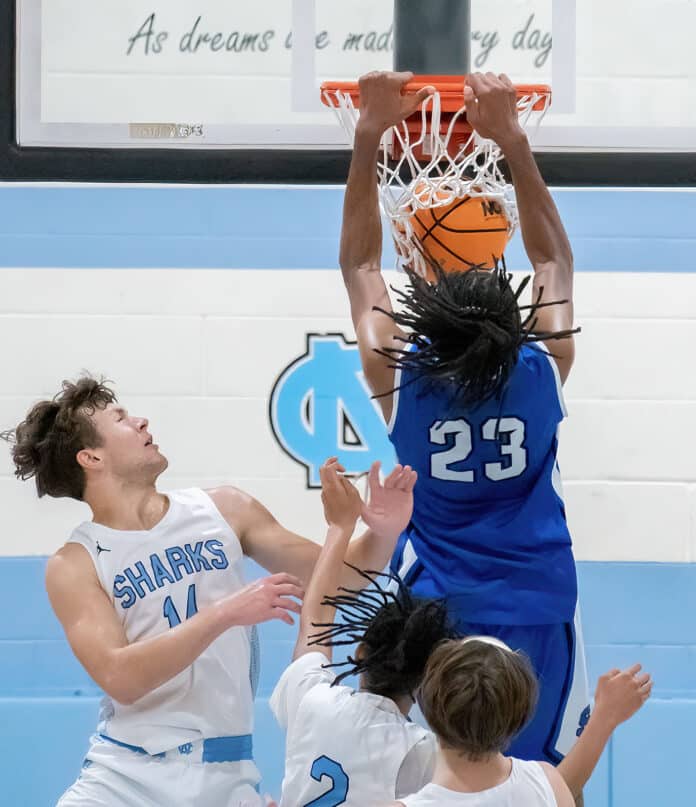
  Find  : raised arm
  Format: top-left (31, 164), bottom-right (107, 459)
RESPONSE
top-left (557, 664), bottom-right (652, 798)
top-left (46, 544), bottom-right (302, 705)
top-left (340, 71), bottom-right (434, 411)
top-left (210, 482), bottom-right (411, 594)
top-left (465, 73), bottom-right (576, 382)
top-left (339, 101), bottom-right (385, 317)
top-left (293, 458), bottom-right (417, 661)
top-left (293, 458), bottom-right (363, 661)
top-left (539, 763), bottom-right (576, 807)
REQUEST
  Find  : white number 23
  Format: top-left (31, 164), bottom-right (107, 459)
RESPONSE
top-left (429, 417), bottom-right (527, 482)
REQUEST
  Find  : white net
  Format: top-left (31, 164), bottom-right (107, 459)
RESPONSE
top-left (322, 85), bottom-right (551, 277)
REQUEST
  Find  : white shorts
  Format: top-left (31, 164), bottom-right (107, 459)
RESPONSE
top-left (57, 735), bottom-right (264, 807)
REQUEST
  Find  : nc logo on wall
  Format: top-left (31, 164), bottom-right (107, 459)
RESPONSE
top-left (270, 334), bottom-right (397, 488)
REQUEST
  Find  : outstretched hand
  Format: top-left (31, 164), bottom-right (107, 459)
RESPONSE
top-left (319, 458), bottom-right (417, 542)
top-left (593, 664), bottom-right (653, 729)
top-left (320, 458), bottom-right (363, 535)
top-left (464, 72), bottom-right (526, 148)
top-left (222, 573), bottom-right (304, 627)
top-left (361, 461), bottom-right (417, 541)
top-left (357, 71), bottom-right (435, 136)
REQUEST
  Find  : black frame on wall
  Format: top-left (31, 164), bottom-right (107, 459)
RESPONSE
top-left (1, 0), bottom-right (694, 186)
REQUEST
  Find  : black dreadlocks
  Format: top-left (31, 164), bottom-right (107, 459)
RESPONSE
top-left (375, 257), bottom-right (579, 406)
top-left (309, 565), bottom-right (455, 699)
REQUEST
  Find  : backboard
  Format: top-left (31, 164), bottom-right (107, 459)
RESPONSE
top-left (4, 0), bottom-right (695, 182)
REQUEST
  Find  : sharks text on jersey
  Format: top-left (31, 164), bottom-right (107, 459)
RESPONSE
top-left (113, 539), bottom-right (229, 609)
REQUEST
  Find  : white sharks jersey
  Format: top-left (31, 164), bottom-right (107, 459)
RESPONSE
top-left (401, 759), bottom-right (558, 807)
top-left (270, 653), bottom-right (437, 806)
top-left (67, 488), bottom-right (259, 766)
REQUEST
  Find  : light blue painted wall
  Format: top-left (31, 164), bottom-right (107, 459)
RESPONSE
top-left (0, 558), bottom-right (694, 806)
top-left (0, 186), bottom-right (694, 271)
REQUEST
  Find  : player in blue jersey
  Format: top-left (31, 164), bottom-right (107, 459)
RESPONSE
top-left (338, 70), bottom-right (586, 772)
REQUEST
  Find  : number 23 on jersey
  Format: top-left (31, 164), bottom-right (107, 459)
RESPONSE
top-left (430, 417), bottom-right (527, 482)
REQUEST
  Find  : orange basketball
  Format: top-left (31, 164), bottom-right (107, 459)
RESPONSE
top-left (409, 190), bottom-right (511, 279)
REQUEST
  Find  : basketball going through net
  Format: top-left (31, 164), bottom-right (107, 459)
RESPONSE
top-left (321, 77), bottom-right (551, 279)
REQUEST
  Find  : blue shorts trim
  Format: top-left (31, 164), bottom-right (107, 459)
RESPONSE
top-left (98, 733), bottom-right (254, 763)
top-left (98, 733), bottom-right (165, 758)
top-left (202, 734), bottom-right (253, 763)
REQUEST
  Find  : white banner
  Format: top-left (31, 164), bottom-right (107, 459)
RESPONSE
top-left (16, 0), bottom-right (696, 150)
top-left (39, 0), bottom-right (553, 124)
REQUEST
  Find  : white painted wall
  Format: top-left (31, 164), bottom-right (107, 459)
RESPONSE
top-left (0, 266), bottom-right (695, 561)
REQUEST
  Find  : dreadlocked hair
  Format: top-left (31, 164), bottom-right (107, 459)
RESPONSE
top-left (309, 565), bottom-right (455, 699)
top-left (375, 256), bottom-right (579, 406)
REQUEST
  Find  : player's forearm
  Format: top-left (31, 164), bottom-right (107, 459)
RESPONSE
top-left (295, 524), bottom-right (399, 637)
top-left (557, 711), bottom-right (614, 798)
top-left (501, 134), bottom-right (573, 275)
top-left (103, 603), bottom-right (230, 705)
top-left (294, 525), bottom-right (353, 660)
top-left (339, 124), bottom-right (383, 281)
top-left (344, 527), bottom-right (399, 582)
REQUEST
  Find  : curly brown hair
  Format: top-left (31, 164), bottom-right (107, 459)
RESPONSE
top-left (1, 375), bottom-right (117, 500)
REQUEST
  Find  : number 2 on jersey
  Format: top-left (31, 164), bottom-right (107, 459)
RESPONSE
top-left (163, 583), bottom-right (198, 628)
top-left (303, 756), bottom-right (349, 807)
top-left (430, 417), bottom-right (527, 482)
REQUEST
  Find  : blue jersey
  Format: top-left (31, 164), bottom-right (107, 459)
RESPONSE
top-left (388, 344), bottom-right (576, 625)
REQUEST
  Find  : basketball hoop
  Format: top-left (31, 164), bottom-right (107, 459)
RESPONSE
top-left (321, 76), bottom-right (551, 278)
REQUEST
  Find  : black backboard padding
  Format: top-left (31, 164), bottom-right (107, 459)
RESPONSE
top-left (394, 0), bottom-right (471, 74)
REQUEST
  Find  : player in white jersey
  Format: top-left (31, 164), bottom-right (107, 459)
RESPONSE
top-left (390, 637), bottom-right (653, 807)
top-left (3, 376), bottom-right (414, 807)
top-left (399, 758), bottom-right (562, 807)
top-left (271, 457), bottom-right (457, 806)
top-left (271, 461), bottom-right (653, 805)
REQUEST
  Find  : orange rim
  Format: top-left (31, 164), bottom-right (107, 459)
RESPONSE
top-left (321, 75), bottom-right (551, 113)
